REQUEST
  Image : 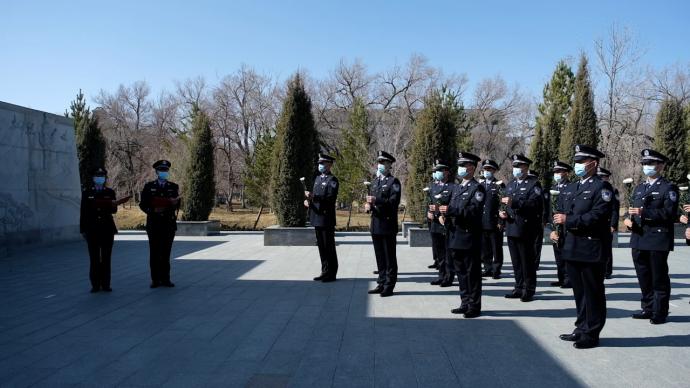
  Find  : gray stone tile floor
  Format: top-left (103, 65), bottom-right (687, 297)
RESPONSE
top-left (1, 231), bottom-right (689, 387)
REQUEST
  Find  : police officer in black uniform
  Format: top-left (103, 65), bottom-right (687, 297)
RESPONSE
top-left (597, 167), bottom-right (620, 279)
top-left (80, 167), bottom-right (120, 293)
top-left (366, 151), bottom-right (402, 297)
top-left (139, 160), bottom-right (180, 288)
top-left (548, 161), bottom-right (573, 288)
top-left (428, 159), bottom-right (454, 287)
top-left (623, 149), bottom-right (679, 325)
top-left (528, 169), bottom-right (547, 270)
top-left (554, 144), bottom-right (613, 349)
top-left (479, 159), bottom-right (504, 279)
top-left (499, 154), bottom-right (543, 302)
top-left (441, 152), bottom-right (485, 318)
top-left (305, 153), bottom-right (339, 282)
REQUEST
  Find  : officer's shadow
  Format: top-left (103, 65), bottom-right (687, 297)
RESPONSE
top-left (602, 333), bottom-right (690, 347)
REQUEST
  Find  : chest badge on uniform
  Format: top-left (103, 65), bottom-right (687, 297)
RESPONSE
top-left (669, 191), bottom-right (678, 202)
top-left (475, 191), bottom-right (485, 202)
top-left (601, 189), bottom-right (612, 202)
top-left (534, 186), bottom-right (541, 195)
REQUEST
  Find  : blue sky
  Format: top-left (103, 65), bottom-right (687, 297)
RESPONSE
top-left (2, 0), bottom-right (688, 114)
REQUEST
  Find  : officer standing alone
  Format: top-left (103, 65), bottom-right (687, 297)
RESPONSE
top-left (139, 160), bottom-right (180, 288)
top-left (554, 145), bottom-right (612, 349)
top-left (305, 153), bottom-right (339, 282)
top-left (366, 151), bottom-right (401, 297)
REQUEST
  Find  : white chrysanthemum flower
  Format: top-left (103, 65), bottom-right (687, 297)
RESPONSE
top-left (549, 190), bottom-right (560, 196)
top-left (622, 178), bottom-right (634, 184)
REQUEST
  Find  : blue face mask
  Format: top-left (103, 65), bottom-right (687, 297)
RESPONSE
top-left (433, 171), bottom-right (444, 181)
top-left (642, 165), bottom-right (657, 177)
top-left (512, 167), bottom-right (523, 178)
top-left (574, 163), bottom-right (587, 177)
top-left (157, 171), bottom-right (169, 181)
top-left (553, 173), bottom-right (562, 183)
top-left (457, 167), bottom-right (468, 178)
top-left (482, 170), bottom-right (493, 179)
top-left (93, 176), bottom-right (106, 186)
top-left (318, 164), bottom-right (327, 173)
top-left (377, 164), bottom-right (386, 174)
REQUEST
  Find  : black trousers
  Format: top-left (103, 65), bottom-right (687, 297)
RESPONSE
top-left (566, 260), bottom-right (606, 340)
top-left (449, 247), bottom-right (482, 311)
top-left (315, 227), bottom-right (338, 278)
top-left (86, 232), bottom-right (114, 289)
top-left (605, 233), bottom-right (614, 277)
top-left (507, 236), bottom-right (537, 296)
top-left (481, 229), bottom-right (503, 274)
top-left (372, 234), bottom-right (398, 289)
top-left (431, 232), bottom-right (453, 281)
top-left (147, 229), bottom-right (175, 284)
top-left (534, 226), bottom-right (544, 268)
top-left (632, 249), bottom-right (671, 318)
top-left (552, 241), bottom-right (569, 285)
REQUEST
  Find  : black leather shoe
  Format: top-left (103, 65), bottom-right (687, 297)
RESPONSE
top-left (373, 270), bottom-right (379, 275)
top-left (481, 270), bottom-right (493, 277)
top-left (632, 311), bottom-right (653, 320)
top-left (650, 316), bottom-right (667, 325)
top-left (605, 274), bottom-right (612, 280)
top-left (313, 275), bottom-right (324, 281)
top-left (560, 283), bottom-right (572, 289)
top-left (451, 306), bottom-right (468, 314)
top-left (573, 338), bottom-right (599, 349)
top-left (505, 292), bottom-right (522, 299)
top-left (559, 333), bottom-right (580, 342)
top-left (440, 281), bottom-right (453, 287)
top-left (102, 287), bottom-right (112, 292)
top-left (368, 286), bottom-right (384, 294)
top-left (90, 287), bottom-right (99, 293)
top-left (428, 263), bottom-right (438, 269)
top-left (321, 277), bottom-right (336, 283)
top-left (520, 295), bottom-right (534, 302)
top-left (162, 281), bottom-right (175, 288)
top-left (430, 279), bottom-right (443, 285)
top-left (492, 273), bottom-right (501, 279)
top-left (550, 281), bottom-right (562, 287)
top-left (380, 288), bottom-right (394, 297)
top-left (463, 310), bottom-right (481, 319)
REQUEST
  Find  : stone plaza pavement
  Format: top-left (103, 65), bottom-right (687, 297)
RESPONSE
top-left (1, 232), bottom-right (689, 388)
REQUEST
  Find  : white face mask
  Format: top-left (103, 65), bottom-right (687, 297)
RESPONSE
top-left (553, 173), bottom-right (562, 183)
top-left (482, 170), bottom-right (493, 179)
top-left (642, 165), bottom-right (657, 177)
top-left (512, 167), bottom-right (523, 178)
top-left (433, 171), bottom-right (444, 181)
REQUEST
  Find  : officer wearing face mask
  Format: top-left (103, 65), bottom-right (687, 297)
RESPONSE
top-left (479, 159), bottom-right (504, 279)
top-left (365, 151), bottom-right (401, 297)
top-left (304, 153), bottom-right (339, 282)
top-left (80, 167), bottom-right (119, 293)
top-left (499, 154), bottom-right (543, 302)
top-left (548, 161), bottom-right (573, 288)
top-left (553, 145), bottom-right (612, 349)
top-left (623, 149), bottom-right (679, 325)
top-left (139, 160), bottom-right (180, 288)
top-left (428, 159), bottom-right (454, 287)
top-left (596, 167), bottom-right (620, 279)
top-left (441, 152), bottom-right (485, 318)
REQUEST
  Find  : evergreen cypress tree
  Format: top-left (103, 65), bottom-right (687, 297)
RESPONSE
top-left (653, 98), bottom-right (688, 183)
top-left (67, 89), bottom-right (106, 188)
top-left (181, 104), bottom-right (216, 221)
top-left (332, 97), bottom-right (371, 214)
top-left (243, 133), bottom-right (276, 208)
top-left (271, 74), bottom-right (320, 227)
top-left (560, 55), bottom-right (597, 164)
top-left (407, 88), bottom-right (462, 223)
top-left (532, 60), bottom-right (574, 187)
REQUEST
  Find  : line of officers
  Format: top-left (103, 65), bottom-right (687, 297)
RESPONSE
top-left (80, 160), bottom-right (181, 293)
top-left (305, 145), bottom-right (689, 350)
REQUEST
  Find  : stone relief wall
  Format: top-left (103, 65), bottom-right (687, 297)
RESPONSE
top-left (0, 101), bottom-right (80, 255)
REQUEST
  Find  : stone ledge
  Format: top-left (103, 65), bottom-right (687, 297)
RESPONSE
top-left (408, 227), bottom-right (432, 247)
top-left (176, 220), bottom-right (221, 236)
top-left (402, 221), bottom-right (422, 238)
top-left (263, 225), bottom-right (316, 246)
